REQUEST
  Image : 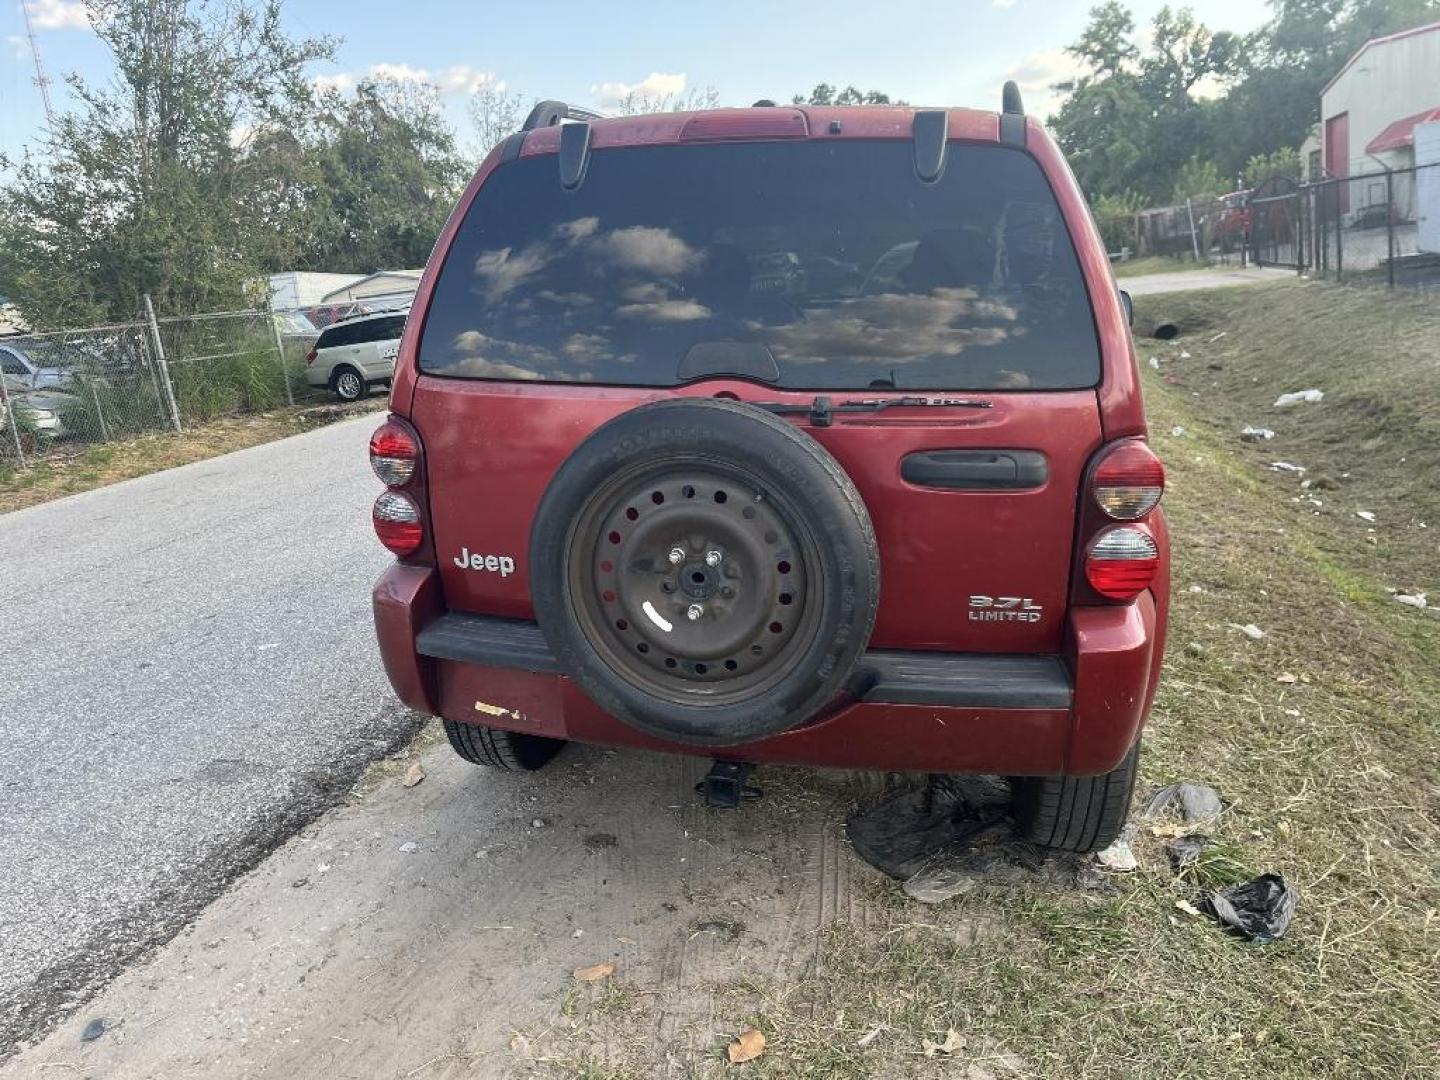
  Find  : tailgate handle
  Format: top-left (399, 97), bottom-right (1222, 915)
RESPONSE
top-left (901, 450), bottom-right (1048, 491)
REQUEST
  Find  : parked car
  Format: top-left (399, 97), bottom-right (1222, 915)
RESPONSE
top-left (1, 342), bottom-right (75, 393)
top-left (0, 385), bottom-right (80, 441)
top-left (368, 90), bottom-right (1169, 852)
top-left (304, 310), bottom-right (406, 401)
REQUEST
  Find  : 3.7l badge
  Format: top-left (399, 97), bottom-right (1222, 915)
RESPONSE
top-left (969, 595), bottom-right (1043, 623)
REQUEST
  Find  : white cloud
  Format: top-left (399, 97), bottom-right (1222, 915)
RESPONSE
top-left (318, 63), bottom-right (501, 96)
top-left (1003, 48), bottom-right (1089, 119)
top-left (992, 0), bottom-right (1017, 8)
top-left (589, 72), bottom-right (687, 108)
top-left (25, 0), bottom-right (90, 30)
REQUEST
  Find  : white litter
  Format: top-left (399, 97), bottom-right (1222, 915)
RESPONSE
top-left (1395, 593), bottom-right (1427, 610)
top-left (1274, 389), bottom-right (1324, 408)
top-left (1241, 425), bottom-right (1276, 442)
top-left (1231, 623), bottom-right (1267, 641)
top-left (1096, 838), bottom-right (1138, 871)
top-left (1179, 350), bottom-right (1191, 359)
top-left (1170, 425), bottom-right (1186, 437)
top-left (1356, 511), bottom-right (1376, 523)
top-left (399, 841), bottom-right (418, 854)
top-left (1187, 584), bottom-right (1205, 593)
top-left (1268, 462), bottom-right (1306, 474)
top-left (1149, 356), bottom-right (1162, 370)
top-left (1207, 331), bottom-right (1228, 343)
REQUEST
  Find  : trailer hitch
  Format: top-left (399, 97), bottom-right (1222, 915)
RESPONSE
top-left (696, 760), bottom-right (762, 809)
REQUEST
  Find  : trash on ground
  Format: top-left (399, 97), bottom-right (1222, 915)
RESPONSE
top-left (1274, 389), bottom-right (1324, 408)
top-left (1268, 461), bottom-right (1305, 474)
top-left (1240, 425), bottom-right (1276, 442)
top-left (1276, 672), bottom-right (1297, 683)
top-left (1170, 425), bottom-right (1186, 437)
top-left (857, 1026), bottom-right (885, 1048)
top-left (572, 961), bottom-right (615, 982)
top-left (728, 1027), bottom-right (767, 1064)
top-left (1175, 898), bottom-right (1205, 918)
top-left (1187, 584), bottom-right (1204, 593)
top-left (401, 762), bottom-right (425, 788)
top-left (1207, 331), bottom-right (1227, 343)
top-left (922, 1029), bottom-right (966, 1057)
top-left (398, 841), bottom-right (418, 854)
top-left (1179, 349), bottom-right (1191, 359)
top-left (80, 1017), bottom-right (108, 1043)
top-left (1141, 782), bottom-right (1223, 824)
top-left (1096, 837), bottom-right (1138, 871)
top-left (531, 818), bottom-right (546, 828)
top-left (1167, 833), bottom-right (1214, 871)
top-left (1204, 873), bottom-right (1298, 943)
top-left (1229, 623), bottom-right (1266, 641)
top-left (1395, 592), bottom-right (1427, 609)
top-left (1356, 510), bottom-right (1376, 523)
top-left (1148, 356), bottom-right (1162, 370)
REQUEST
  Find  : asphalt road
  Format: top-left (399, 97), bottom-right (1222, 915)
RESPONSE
top-left (0, 413), bottom-right (421, 1054)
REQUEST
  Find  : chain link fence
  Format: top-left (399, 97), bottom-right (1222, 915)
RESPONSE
top-left (1, 298), bottom-right (321, 470)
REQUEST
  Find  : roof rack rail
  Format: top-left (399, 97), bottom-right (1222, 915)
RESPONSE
top-left (999, 80), bottom-right (1026, 147)
top-left (522, 100), bottom-right (608, 131)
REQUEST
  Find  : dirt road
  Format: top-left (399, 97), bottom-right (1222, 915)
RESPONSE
top-left (2, 734), bottom-right (886, 1078)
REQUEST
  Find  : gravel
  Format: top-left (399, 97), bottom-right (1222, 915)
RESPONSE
top-left (0, 414), bottom-right (423, 1054)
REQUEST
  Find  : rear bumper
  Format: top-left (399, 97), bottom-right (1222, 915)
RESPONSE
top-left (373, 564), bottom-right (1159, 776)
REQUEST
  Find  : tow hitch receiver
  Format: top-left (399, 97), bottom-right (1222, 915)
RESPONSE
top-left (696, 760), bottom-right (761, 809)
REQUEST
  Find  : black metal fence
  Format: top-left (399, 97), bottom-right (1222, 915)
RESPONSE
top-left (1249, 161), bottom-right (1440, 289)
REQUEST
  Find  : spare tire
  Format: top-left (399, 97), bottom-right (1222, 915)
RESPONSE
top-left (529, 397), bottom-right (879, 747)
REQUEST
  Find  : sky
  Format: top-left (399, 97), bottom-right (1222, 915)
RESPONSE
top-left (1, 0), bottom-right (1275, 160)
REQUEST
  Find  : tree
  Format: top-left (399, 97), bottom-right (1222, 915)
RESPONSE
top-left (469, 82), bottom-right (528, 158)
top-left (300, 78), bottom-right (468, 273)
top-left (609, 86), bottom-right (722, 115)
top-left (0, 0), bottom-right (331, 326)
top-left (791, 84), bottom-right (901, 106)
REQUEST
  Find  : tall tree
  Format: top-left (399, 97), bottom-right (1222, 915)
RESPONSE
top-left (300, 77), bottom-right (468, 273)
top-left (0, 0), bottom-right (331, 326)
top-left (791, 84), bottom-right (901, 105)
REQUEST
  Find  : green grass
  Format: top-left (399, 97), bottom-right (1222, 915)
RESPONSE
top-left (534, 279), bottom-right (1440, 1078)
top-left (1113, 255), bottom-right (1213, 278)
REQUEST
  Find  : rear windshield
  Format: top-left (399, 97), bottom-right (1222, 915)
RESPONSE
top-left (418, 140), bottom-right (1100, 390)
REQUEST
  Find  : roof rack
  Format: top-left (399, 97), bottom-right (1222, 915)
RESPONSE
top-left (999, 80), bottom-right (1026, 147)
top-left (522, 100), bottom-right (608, 131)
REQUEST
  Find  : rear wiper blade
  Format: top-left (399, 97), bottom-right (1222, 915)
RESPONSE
top-left (753, 394), bottom-right (992, 427)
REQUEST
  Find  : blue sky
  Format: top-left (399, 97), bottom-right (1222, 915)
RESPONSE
top-left (3, 0), bottom-right (1273, 160)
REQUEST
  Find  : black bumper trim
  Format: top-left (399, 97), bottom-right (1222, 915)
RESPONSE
top-left (415, 612), bottom-right (1072, 710)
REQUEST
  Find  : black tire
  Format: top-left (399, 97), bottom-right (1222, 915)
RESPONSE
top-left (332, 365), bottom-right (367, 402)
top-left (442, 719), bottom-right (565, 771)
top-left (530, 397), bottom-right (880, 748)
top-left (1011, 741), bottom-right (1141, 853)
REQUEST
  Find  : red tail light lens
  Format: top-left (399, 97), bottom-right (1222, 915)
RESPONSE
top-left (679, 109), bottom-right (809, 143)
top-left (1086, 526), bottom-right (1160, 600)
top-left (369, 420), bottom-right (417, 487)
top-left (1093, 440), bottom-right (1165, 520)
top-left (373, 491), bottom-right (423, 556)
top-left (304, 347), bottom-right (318, 366)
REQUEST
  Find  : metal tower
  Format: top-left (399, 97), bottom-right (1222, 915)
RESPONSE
top-left (21, 1), bottom-right (56, 127)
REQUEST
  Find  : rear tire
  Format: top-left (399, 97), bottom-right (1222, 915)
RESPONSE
top-left (332, 365), bottom-right (366, 402)
top-left (1011, 741), bottom-right (1140, 853)
top-left (442, 719), bottom-right (565, 771)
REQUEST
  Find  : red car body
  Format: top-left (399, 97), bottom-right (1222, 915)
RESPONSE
top-left (371, 103), bottom-right (1168, 779)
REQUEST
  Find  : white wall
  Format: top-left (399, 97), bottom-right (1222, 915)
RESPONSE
top-left (1321, 25), bottom-right (1440, 177)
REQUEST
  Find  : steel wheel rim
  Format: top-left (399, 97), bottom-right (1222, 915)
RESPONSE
top-left (567, 459), bottom-right (824, 706)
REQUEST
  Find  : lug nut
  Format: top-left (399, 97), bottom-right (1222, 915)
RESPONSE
top-left (686, 603), bottom-right (704, 621)
top-left (668, 547), bottom-right (685, 565)
top-left (705, 550), bottom-right (722, 567)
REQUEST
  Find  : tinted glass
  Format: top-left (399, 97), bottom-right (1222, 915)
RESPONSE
top-left (0, 350), bottom-right (29, 375)
top-left (419, 140), bottom-right (1100, 390)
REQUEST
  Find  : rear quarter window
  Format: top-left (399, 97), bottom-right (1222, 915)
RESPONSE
top-left (419, 139), bottom-right (1101, 391)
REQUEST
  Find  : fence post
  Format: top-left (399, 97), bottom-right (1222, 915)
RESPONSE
top-left (1335, 187), bottom-right (1344, 282)
top-left (1385, 168), bottom-right (1395, 289)
top-left (1185, 197), bottom-right (1202, 262)
top-left (267, 301), bottom-right (295, 407)
top-left (144, 294), bottom-right (183, 433)
top-left (90, 382), bottom-right (110, 442)
top-left (1, 385), bottom-right (27, 469)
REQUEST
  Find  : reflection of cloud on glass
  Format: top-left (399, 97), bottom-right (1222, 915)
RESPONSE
top-left (593, 226), bottom-right (702, 276)
top-left (536, 290), bottom-right (594, 307)
top-left (766, 288), bottom-right (1016, 364)
top-left (554, 217), bottom-right (599, 243)
top-left (562, 333), bottom-right (612, 362)
top-left (615, 299), bottom-right (711, 323)
top-left (473, 245), bottom-right (550, 303)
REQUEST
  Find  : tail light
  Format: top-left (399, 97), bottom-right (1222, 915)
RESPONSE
top-left (369, 416), bottom-right (431, 562)
top-left (1086, 527), bottom-right (1160, 599)
top-left (1074, 438), bottom-right (1165, 604)
top-left (304, 347), bottom-right (318, 366)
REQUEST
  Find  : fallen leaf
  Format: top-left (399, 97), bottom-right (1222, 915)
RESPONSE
top-left (923, 1028), bottom-right (965, 1056)
top-left (401, 762), bottom-right (425, 788)
top-left (728, 1027), bottom-right (766, 1064)
top-left (1175, 899), bottom-right (1204, 917)
top-left (572, 961), bottom-right (614, 983)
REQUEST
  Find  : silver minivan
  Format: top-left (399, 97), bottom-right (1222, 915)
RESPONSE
top-left (304, 311), bottom-right (407, 401)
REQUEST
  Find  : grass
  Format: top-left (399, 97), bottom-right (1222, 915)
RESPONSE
top-left (534, 279), bottom-right (1440, 1077)
top-left (0, 398), bottom-right (385, 514)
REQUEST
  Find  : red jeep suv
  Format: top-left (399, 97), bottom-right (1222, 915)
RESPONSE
top-left (370, 87), bottom-right (1169, 853)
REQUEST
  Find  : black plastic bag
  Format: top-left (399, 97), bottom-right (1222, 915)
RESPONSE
top-left (1204, 874), bottom-right (1298, 943)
